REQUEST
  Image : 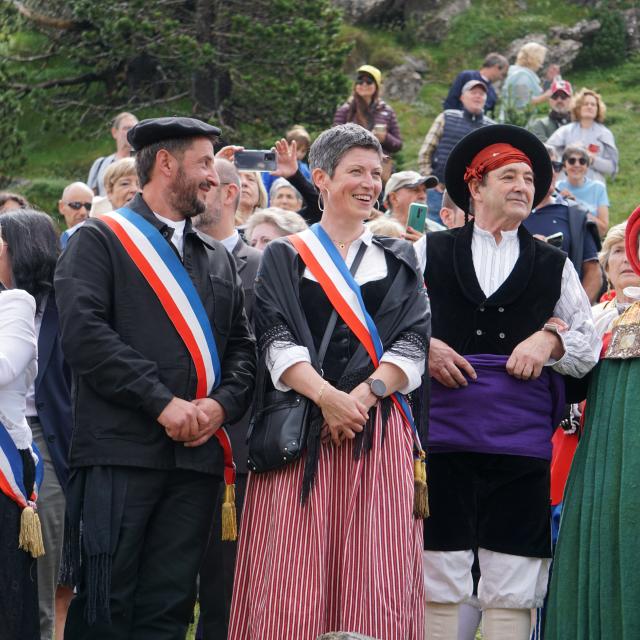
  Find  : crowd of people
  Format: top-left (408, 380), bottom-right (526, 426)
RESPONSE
top-left (0, 43), bottom-right (637, 640)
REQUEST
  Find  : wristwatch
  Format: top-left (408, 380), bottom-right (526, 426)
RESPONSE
top-left (365, 377), bottom-right (387, 398)
top-left (543, 322), bottom-right (562, 336)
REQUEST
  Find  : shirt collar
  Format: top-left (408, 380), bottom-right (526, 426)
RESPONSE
top-left (473, 223), bottom-right (519, 245)
top-left (220, 230), bottom-right (240, 254)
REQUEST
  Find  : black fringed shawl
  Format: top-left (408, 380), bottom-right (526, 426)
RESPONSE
top-left (254, 234), bottom-right (431, 499)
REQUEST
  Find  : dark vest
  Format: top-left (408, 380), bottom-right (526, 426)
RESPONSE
top-left (432, 110), bottom-right (493, 183)
top-left (425, 222), bottom-right (566, 355)
top-left (300, 253), bottom-right (400, 384)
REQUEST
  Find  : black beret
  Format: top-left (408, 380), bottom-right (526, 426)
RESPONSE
top-left (444, 124), bottom-right (552, 213)
top-left (127, 116), bottom-right (221, 151)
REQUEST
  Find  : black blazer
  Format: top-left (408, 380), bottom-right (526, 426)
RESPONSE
top-left (34, 293), bottom-right (73, 490)
top-left (54, 194), bottom-right (256, 475)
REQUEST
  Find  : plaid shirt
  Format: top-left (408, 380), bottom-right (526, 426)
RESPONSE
top-left (418, 113), bottom-right (445, 176)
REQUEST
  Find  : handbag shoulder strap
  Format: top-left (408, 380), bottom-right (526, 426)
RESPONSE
top-left (317, 240), bottom-right (368, 368)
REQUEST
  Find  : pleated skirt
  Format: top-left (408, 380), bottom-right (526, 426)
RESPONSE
top-left (545, 358), bottom-right (640, 639)
top-left (228, 405), bottom-right (424, 640)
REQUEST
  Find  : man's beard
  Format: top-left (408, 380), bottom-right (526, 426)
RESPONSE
top-left (169, 166), bottom-right (207, 218)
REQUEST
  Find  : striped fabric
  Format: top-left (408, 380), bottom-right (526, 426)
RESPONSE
top-left (229, 406), bottom-right (424, 640)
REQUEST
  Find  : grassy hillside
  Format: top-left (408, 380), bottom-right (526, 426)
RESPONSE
top-left (8, 0), bottom-right (640, 225)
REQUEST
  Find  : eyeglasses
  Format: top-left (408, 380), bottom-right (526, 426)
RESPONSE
top-left (566, 157), bottom-right (587, 166)
top-left (64, 201), bottom-right (92, 210)
top-left (551, 161), bottom-right (563, 172)
top-left (551, 93), bottom-right (570, 100)
top-left (356, 76), bottom-right (375, 86)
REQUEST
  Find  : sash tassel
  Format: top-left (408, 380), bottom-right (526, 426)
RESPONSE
top-left (19, 502), bottom-right (45, 558)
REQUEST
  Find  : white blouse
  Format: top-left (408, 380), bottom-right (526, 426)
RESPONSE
top-left (267, 227), bottom-right (425, 393)
top-left (0, 289), bottom-right (38, 449)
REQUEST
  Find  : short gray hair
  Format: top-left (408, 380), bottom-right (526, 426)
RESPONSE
top-left (269, 178), bottom-right (302, 203)
top-left (599, 221), bottom-right (627, 273)
top-left (562, 144), bottom-right (590, 166)
top-left (309, 123), bottom-right (382, 177)
top-left (245, 207), bottom-right (308, 241)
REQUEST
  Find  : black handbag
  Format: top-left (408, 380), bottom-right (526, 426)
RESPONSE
top-left (247, 242), bottom-right (367, 473)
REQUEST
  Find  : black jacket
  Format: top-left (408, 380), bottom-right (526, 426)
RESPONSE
top-left (34, 292), bottom-right (73, 489)
top-left (54, 194), bottom-right (256, 475)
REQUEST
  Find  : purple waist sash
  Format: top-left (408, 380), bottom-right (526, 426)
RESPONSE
top-left (428, 354), bottom-right (565, 460)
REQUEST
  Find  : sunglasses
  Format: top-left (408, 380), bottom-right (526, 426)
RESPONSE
top-left (566, 157), bottom-right (587, 166)
top-left (551, 161), bottom-right (563, 172)
top-left (551, 93), bottom-right (570, 100)
top-left (356, 76), bottom-right (375, 86)
top-left (64, 201), bottom-right (92, 210)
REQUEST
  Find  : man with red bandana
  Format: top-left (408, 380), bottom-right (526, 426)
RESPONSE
top-left (418, 125), bottom-right (599, 640)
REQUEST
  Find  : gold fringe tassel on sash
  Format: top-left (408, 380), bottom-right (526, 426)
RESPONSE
top-left (19, 503), bottom-right (45, 558)
top-left (413, 450), bottom-right (430, 519)
top-left (221, 483), bottom-right (237, 541)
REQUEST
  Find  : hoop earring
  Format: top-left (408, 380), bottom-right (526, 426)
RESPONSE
top-left (373, 198), bottom-right (380, 212)
top-left (317, 192), bottom-right (324, 213)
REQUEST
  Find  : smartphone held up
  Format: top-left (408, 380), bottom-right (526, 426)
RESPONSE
top-left (234, 150), bottom-right (277, 172)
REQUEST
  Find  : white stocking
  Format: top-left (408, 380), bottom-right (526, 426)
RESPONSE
top-left (425, 602), bottom-right (460, 640)
top-left (481, 607), bottom-right (532, 640)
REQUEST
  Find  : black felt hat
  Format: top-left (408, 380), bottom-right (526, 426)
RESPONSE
top-left (127, 116), bottom-right (221, 151)
top-left (444, 124), bottom-right (552, 213)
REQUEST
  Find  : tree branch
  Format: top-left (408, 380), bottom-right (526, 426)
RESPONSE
top-left (8, 72), bottom-right (101, 92)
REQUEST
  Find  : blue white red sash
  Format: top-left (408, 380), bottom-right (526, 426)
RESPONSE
top-left (0, 419), bottom-right (43, 509)
top-left (289, 224), bottom-right (423, 453)
top-left (101, 207), bottom-right (235, 486)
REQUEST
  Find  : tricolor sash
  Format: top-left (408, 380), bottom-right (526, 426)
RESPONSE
top-left (288, 224), bottom-right (425, 453)
top-left (0, 420), bottom-right (45, 556)
top-left (101, 207), bottom-right (237, 539)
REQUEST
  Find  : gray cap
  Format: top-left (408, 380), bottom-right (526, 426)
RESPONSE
top-left (383, 170), bottom-right (438, 203)
top-left (462, 79), bottom-right (487, 94)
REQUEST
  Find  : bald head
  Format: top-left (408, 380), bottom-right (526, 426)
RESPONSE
top-left (195, 158), bottom-right (242, 239)
top-left (59, 182), bottom-right (94, 229)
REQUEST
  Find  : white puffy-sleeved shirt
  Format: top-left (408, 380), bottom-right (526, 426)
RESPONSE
top-left (415, 224), bottom-right (599, 377)
top-left (0, 288), bottom-right (38, 449)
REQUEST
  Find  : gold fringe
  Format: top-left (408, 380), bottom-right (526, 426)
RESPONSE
top-left (413, 451), bottom-right (430, 520)
top-left (19, 505), bottom-right (45, 558)
top-left (221, 483), bottom-right (237, 541)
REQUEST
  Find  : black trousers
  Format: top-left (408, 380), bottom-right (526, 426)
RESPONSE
top-left (0, 450), bottom-right (39, 640)
top-left (198, 473), bottom-right (247, 640)
top-left (64, 466), bottom-right (219, 640)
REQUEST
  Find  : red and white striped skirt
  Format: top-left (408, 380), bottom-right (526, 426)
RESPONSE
top-left (228, 405), bottom-right (424, 640)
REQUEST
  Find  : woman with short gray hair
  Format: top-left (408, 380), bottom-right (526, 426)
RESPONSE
top-left (230, 123), bottom-right (429, 639)
top-left (245, 207), bottom-right (307, 251)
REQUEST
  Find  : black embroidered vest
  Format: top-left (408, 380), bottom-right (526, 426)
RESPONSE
top-left (425, 222), bottom-right (566, 355)
top-left (300, 253), bottom-right (400, 383)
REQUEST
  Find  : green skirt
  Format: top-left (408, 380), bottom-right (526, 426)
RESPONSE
top-left (545, 358), bottom-right (640, 639)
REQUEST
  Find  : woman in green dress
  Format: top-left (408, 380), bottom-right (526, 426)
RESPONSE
top-left (545, 206), bottom-right (640, 638)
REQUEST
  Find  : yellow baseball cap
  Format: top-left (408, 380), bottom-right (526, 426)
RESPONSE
top-left (356, 64), bottom-right (382, 87)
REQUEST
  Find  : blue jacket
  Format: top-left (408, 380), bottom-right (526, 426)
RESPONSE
top-left (35, 293), bottom-right (73, 490)
top-left (443, 70), bottom-right (497, 113)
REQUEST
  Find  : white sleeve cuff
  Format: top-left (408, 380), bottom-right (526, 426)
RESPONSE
top-left (265, 344), bottom-right (312, 392)
top-left (380, 353), bottom-right (425, 394)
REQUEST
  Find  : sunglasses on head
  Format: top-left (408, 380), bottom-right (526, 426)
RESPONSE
top-left (551, 161), bottom-right (563, 172)
top-left (356, 76), bottom-right (375, 86)
top-left (566, 157), bottom-right (587, 166)
top-left (65, 201), bottom-right (92, 210)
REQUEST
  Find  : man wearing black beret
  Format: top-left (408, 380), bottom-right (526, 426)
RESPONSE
top-left (55, 116), bottom-right (256, 638)
top-left (418, 125), bottom-right (599, 639)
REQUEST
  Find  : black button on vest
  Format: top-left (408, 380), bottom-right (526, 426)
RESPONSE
top-left (425, 222), bottom-right (566, 355)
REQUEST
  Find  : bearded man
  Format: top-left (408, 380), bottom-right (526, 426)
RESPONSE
top-left (420, 125), bottom-right (599, 640)
top-left (55, 117), bottom-right (256, 639)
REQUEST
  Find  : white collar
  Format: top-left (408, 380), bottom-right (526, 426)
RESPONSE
top-left (473, 223), bottom-right (518, 244)
top-left (153, 212), bottom-right (186, 231)
top-left (220, 230), bottom-right (240, 254)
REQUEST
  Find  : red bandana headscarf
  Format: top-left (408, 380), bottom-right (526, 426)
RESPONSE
top-left (463, 143), bottom-right (533, 184)
top-left (625, 205), bottom-right (640, 277)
